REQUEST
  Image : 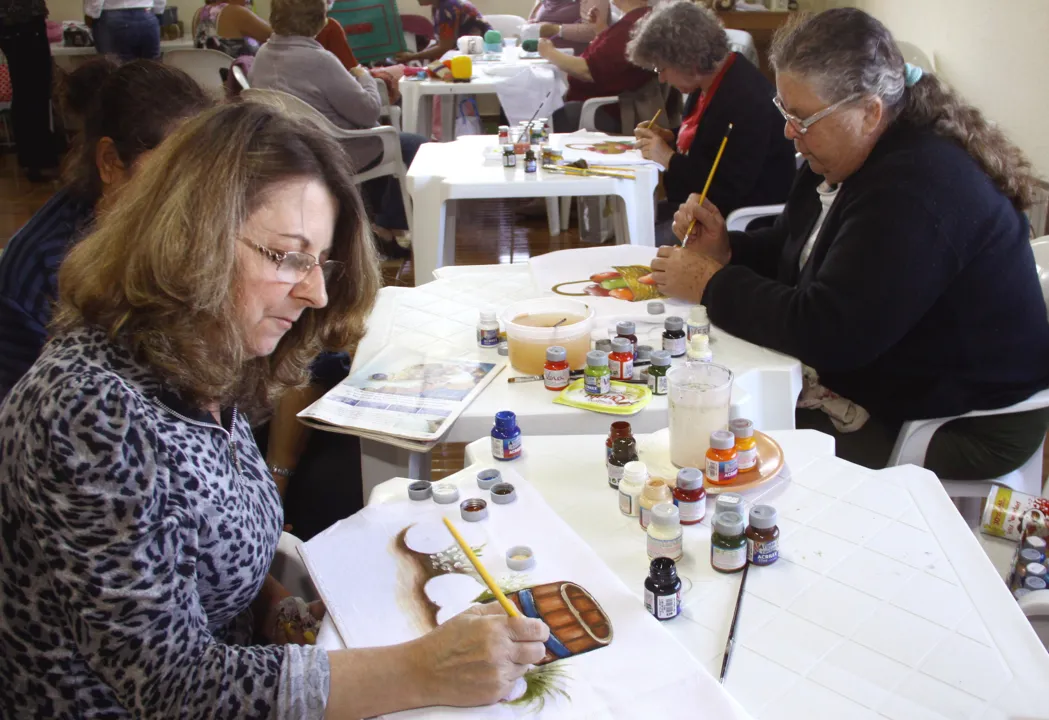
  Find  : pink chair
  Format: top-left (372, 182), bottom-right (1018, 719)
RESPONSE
top-left (400, 14), bottom-right (433, 52)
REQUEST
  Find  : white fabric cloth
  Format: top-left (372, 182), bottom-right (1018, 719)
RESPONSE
top-left (493, 64), bottom-right (566, 126)
top-left (84, 0), bottom-right (164, 18)
top-left (798, 180), bottom-right (840, 270)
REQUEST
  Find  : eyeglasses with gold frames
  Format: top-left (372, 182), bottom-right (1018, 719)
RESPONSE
top-left (244, 240), bottom-right (345, 286)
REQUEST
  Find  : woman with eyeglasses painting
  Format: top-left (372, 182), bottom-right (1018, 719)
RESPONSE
top-left (0, 100), bottom-right (550, 718)
top-left (650, 9), bottom-right (1049, 480)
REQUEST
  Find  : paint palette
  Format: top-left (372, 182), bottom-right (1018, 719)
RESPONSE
top-left (638, 428), bottom-right (785, 494)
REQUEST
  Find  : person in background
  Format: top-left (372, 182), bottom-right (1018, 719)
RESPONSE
top-left (0, 99), bottom-right (549, 718)
top-left (537, 0), bottom-right (653, 133)
top-left (657, 9), bottom-right (1049, 479)
top-left (529, 0), bottom-right (609, 56)
top-left (393, 0), bottom-right (490, 64)
top-left (85, 0), bottom-right (164, 60)
top-left (0, 58), bottom-right (212, 402)
top-left (315, 0), bottom-right (354, 68)
top-left (627, 0), bottom-right (795, 244)
top-left (192, 0), bottom-right (270, 58)
top-left (251, 0), bottom-right (426, 255)
top-left (0, 0), bottom-right (59, 182)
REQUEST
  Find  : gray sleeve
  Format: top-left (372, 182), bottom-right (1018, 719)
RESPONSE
top-left (278, 645), bottom-right (331, 720)
top-left (324, 57), bottom-right (382, 128)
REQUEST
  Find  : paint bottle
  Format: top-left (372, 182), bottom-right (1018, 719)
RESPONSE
top-left (501, 144), bottom-right (516, 168)
top-left (584, 350), bottom-right (611, 395)
top-left (616, 321), bottom-right (638, 359)
top-left (607, 436), bottom-right (638, 490)
top-left (673, 467), bottom-right (706, 525)
top-left (498, 125), bottom-right (510, 144)
top-left (524, 147), bottom-right (537, 173)
top-left (746, 505), bottom-right (780, 566)
top-left (687, 334), bottom-right (713, 363)
top-left (705, 430), bottom-right (738, 485)
top-left (639, 479), bottom-right (672, 530)
top-left (687, 305), bottom-right (710, 341)
top-left (647, 350), bottom-right (671, 395)
top-left (606, 421), bottom-right (633, 462)
top-left (730, 418), bottom-right (758, 472)
top-left (662, 316), bottom-right (687, 357)
top-left (618, 460), bottom-right (646, 517)
top-left (644, 556), bottom-right (682, 621)
top-left (594, 338), bottom-right (612, 354)
top-left (647, 502), bottom-right (683, 561)
top-left (711, 511), bottom-right (747, 574)
top-left (477, 310), bottom-right (500, 348)
top-left (543, 345), bottom-right (570, 391)
top-left (490, 410), bottom-right (522, 461)
top-left (609, 337), bottom-right (634, 381)
top-left (714, 493), bottom-right (745, 524)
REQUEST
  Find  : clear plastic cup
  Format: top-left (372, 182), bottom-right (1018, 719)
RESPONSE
top-left (667, 363), bottom-right (733, 468)
top-left (501, 298), bottom-right (594, 375)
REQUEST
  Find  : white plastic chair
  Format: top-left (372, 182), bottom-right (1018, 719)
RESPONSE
top-left (888, 236), bottom-right (1049, 523)
top-left (162, 48), bottom-right (233, 97)
top-left (270, 531), bottom-right (318, 601)
top-left (725, 29), bottom-right (759, 67)
top-left (376, 81), bottom-right (401, 131)
top-left (1018, 589), bottom-right (1049, 651)
top-left (231, 64), bottom-right (250, 91)
top-left (484, 14), bottom-right (527, 38)
top-left (241, 88), bottom-right (412, 238)
top-left (722, 155), bottom-right (804, 231)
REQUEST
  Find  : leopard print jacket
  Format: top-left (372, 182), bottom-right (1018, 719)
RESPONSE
top-left (0, 327), bottom-right (330, 718)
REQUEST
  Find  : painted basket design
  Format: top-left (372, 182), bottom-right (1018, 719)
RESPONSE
top-left (501, 581), bottom-right (613, 665)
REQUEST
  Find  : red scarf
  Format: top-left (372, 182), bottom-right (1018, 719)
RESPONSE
top-left (676, 52), bottom-right (736, 154)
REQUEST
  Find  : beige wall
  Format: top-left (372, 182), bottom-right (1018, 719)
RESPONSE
top-left (799, 0), bottom-right (1049, 180)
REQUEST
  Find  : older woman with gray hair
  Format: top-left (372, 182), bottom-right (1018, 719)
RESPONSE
top-left (628, 0), bottom-right (794, 242)
top-left (653, 8), bottom-right (1049, 479)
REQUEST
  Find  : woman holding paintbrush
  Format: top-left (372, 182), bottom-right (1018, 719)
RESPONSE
top-left (627, 1), bottom-right (795, 245)
top-left (652, 9), bottom-right (1049, 480)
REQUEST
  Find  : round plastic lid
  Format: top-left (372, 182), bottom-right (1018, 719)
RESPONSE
top-left (749, 505), bottom-right (778, 530)
top-left (648, 301), bottom-right (665, 315)
top-left (635, 345), bottom-right (653, 362)
top-left (622, 460), bottom-right (648, 485)
top-left (715, 493), bottom-right (743, 516)
top-left (690, 305), bottom-right (708, 323)
top-left (1024, 536), bottom-right (1047, 550)
top-left (651, 502), bottom-right (680, 526)
top-left (408, 480), bottom-right (433, 501)
top-left (610, 337), bottom-right (631, 354)
top-left (476, 469), bottom-right (501, 489)
top-left (1020, 548), bottom-right (1043, 564)
top-left (710, 429), bottom-right (735, 450)
top-left (676, 467), bottom-right (703, 490)
top-left (506, 545), bottom-right (536, 571)
top-left (546, 345), bottom-right (567, 362)
top-left (691, 334), bottom-right (710, 351)
top-left (490, 482), bottom-right (517, 504)
top-left (714, 511), bottom-right (745, 536)
top-left (595, 339), bottom-right (612, 352)
top-left (1025, 576), bottom-right (1048, 591)
top-left (730, 418), bottom-right (754, 438)
top-left (642, 479), bottom-right (670, 501)
top-left (497, 342), bottom-right (509, 356)
top-left (587, 350), bottom-right (609, 366)
top-left (616, 321), bottom-right (636, 335)
top-left (1026, 562), bottom-right (1047, 577)
top-left (479, 310), bottom-right (497, 322)
top-left (432, 483), bottom-right (460, 504)
top-left (650, 350), bottom-right (672, 367)
top-left (665, 316), bottom-right (684, 332)
top-left (460, 498), bottom-right (489, 522)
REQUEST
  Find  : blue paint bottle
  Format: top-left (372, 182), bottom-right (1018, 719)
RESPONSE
top-left (491, 410), bottom-right (522, 461)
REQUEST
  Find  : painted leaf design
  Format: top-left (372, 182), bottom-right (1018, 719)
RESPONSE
top-left (613, 265), bottom-right (664, 302)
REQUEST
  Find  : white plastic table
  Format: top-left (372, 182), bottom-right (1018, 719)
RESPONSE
top-left (350, 257), bottom-right (801, 494)
top-left (408, 134), bottom-right (659, 286)
top-left (317, 430), bottom-right (1049, 719)
top-left (50, 37), bottom-right (193, 70)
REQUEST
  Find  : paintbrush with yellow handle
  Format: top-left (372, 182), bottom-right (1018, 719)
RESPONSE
top-left (683, 123), bottom-right (734, 248)
top-left (442, 516), bottom-right (521, 617)
top-left (645, 108), bottom-right (662, 129)
top-left (545, 163), bottom-right (636, 180)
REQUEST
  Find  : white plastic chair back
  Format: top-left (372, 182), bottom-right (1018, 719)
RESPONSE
top-left (725, 29), bottom-right (758, 67)
top-left (162, 48), bottom-right (232, 98)
top-left (485, 14), bottom-right (527, 38)
top-left (896, 40), bottom-right (934, 72)
top-left (1030, 236), bottom-right (1049, 316)
top-left (231, 64), bottom-right (250, 91)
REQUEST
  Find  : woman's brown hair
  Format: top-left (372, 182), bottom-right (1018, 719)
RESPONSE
top-left (770, 8), bottom-right (1036, 211)
top-left (270, 0), bottom-right (327, 37)
top-left (53, 101), bottom-right (382, 412)
top-left (58, 57), bottom-right (213, 203)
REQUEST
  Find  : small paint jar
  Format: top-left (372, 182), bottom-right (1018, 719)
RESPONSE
top-left (606, 420), bottom-right (633, 462)
top-left (408, 480), bottom-right (433, 501)
top-left (491, 410), bottom-right (522, 461)
top-left (543, 345), bottom-right (570, 391)
top-left (1025, 576), bottom-right (1048, 592)
top-left (647, 502), bottom-right (683, 561)
top-left (673, 467), bottom-right (706, 525)
top-left (730, 418), bottom-right (758, 472)
top-left (609, 337), bottom-right (634, 381)
top-left (477, 309), bottom-right (500, 347)
top-left (476, 468), bottom-right (501, 490)
top-left (607, 435), bottom-right (638, 490)
top-left (644, 556), bottom-right (681, 621)
top-left (687, 334), bottom-right (713, 363)
top-left (746, 505), bottom-right (780, 565)
top-left (618, 460), bottom-right (646, 517)
top-left (524, 148), bottom-right (537, 173)
top-left (498, 125), bottom-right (510, 144)
top-left (662, 316), bottom-right (687, 357)
top-left (616, 321), bottom-right (638, 359)
top-left (584, 350), bottom-right (611, 395)
top-left (432, 483), bottom-right (460, 504)
top-left (460, 498), bottom-right (488, 522)
top-left (711, 511), bottom-right (747, 574)
top-left (1022, 535), bottom-right (1047, 563)
top-left (648, 301), bottom-right (664, 315)
top-left (639, 479), bottom-right (672, 530)
top-left (490, 482), bottom-right (517, 504)
top-left (705, 430), bottom-right (738, 485)
top-left (1013, 548), bottom-right (1044, 588)
top-left (594, 338), bottom-right (612, 353)
top-left (687, 304), bottom-right (710, 341)
top-left (715, 493), bottom-right (744, 521)
top-left (635, 345), bottom-right (653, 364)
top-left (506, 545), bottom-right (535, 571)
top-left (647, 350), bottom-right (671, 395)
top-left (501, 144), bottom-right (517, 168)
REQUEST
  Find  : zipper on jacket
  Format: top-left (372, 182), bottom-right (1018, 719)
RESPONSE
top-left (152, 397), bottom-right (243, 474)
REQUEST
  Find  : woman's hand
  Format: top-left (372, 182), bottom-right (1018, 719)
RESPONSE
top-left (672, 193), bottom-right (731, 265)
top-left (634, 127), bottom-right (675, 169)
top-left (538, 22), bottom-right (561, 38)
top-left (536, 38), bottom-right (556, 59)
top-left (584, 5), bottom-right (607, 32)
top-left (394, 51), bottom-right (414, 63)
top-left (408, 603), bottom-right (550, 707)
top-left (649, 245), bottom-right (724, 303)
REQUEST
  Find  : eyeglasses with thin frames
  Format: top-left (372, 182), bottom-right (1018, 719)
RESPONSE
top-left (772, 93), bottom-right (862, 134)
top-left (244, 239), bottom-right (345, 286)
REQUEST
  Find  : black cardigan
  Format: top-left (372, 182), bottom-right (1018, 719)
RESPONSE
top-left (704, 123), bottom-right (1049, 422)
top-left (663, 54), bottom-right (796, 215)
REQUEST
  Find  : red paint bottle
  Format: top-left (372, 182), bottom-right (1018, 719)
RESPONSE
top-left (543, 345), bottom-right (570, 391)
